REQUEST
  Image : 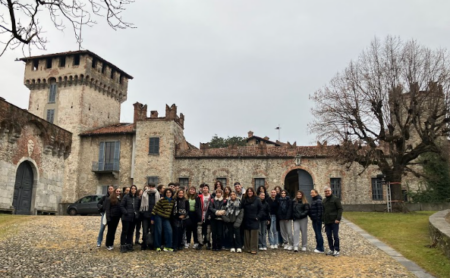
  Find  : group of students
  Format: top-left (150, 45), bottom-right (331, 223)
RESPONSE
top-left (96, 181), bottom-right (343, 256)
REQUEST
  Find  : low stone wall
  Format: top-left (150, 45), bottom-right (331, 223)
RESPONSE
top-left (344, 203), bottom-right (450, 212)
top-left (429, 210), bottom-right (450, 260)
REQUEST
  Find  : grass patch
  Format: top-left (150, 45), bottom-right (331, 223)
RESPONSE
top-left (344, 211), bottom-right (450, 278)
top-left (0, 213), bottom-right (34, 240)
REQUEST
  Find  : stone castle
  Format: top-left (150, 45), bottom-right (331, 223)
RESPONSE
top-left (0, 50), bottom-right (422, 214)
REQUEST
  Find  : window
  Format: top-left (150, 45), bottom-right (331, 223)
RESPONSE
top-left (179, 178), bottom-right (189, 187)
top-left (102, 63), bottom-right (106, 74)
top-left (46, 58), bottom-right (52, 69)
top-left (255, 178), bottom-right (265, 189)
top-left (73, 54), bottom-right (80, 66)
top-left (119, 74), bottom-right (123, 84)
top-left (147, 176), bottom-right (159, 185)
top-left (216, 178), bottom-right (227, 187)
top-left (402, 190), bottom-right (408, 202)
top-left (149, 137), bottom-right (160, 155)
top-left (49, 83), bottom-right (57, 103)
top-left (371, 178), bottom-right (383, 200)
top-left (98, 141), bottom-right (120, 171)
top-left (46, 109), bottom-right (55, 123)
top-left (330, 178), bottom-right (341, 199)
top-left (92, 58), bottom-right (97, 69)
top-left (110, 69), bottom-right (115, 79)
top-left (32, 60), bottom-right (39, 71)
top-left (79, 196), bottom-right (92, 203)
top-left (59, 57), bottom-right (66, 67)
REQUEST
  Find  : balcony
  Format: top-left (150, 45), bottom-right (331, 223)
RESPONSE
top-left (92, 161), bottom-right (120, 173)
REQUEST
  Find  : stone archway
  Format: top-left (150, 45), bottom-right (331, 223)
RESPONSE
top-left (284, 169), bottom-right (314, 203)
top-left (13, 161), bottom-right (34, 215)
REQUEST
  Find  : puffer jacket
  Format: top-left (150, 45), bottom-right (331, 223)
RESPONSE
top-left (103, 196), bottom-right (122, 222)
top-left (120, 194), bottom-right (141, 222)
top-left (208, 197), bottom-right (227, 220)
top-left (97, 193), bottom-right (110, 213)
top-left (309, 195), bottom-right (323, 222)
top-left (277, 196), bottom-right (292, 220)
top-left (259, 198), bottom-right (271, 221)
top-left (292, 200), bottom-right (310, 220)
top-left (267, 197), bottom-right (279, 216)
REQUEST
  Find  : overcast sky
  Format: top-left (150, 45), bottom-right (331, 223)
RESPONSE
top-left (2, 0), bottom-right (450, 147)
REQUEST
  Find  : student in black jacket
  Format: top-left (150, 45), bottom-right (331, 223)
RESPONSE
top-left (119, 185), bottom-right (141, 253)
top-left (277, 189), bottom-right (293, 251)
top-left (172, 189), bottom-right (189, 252)
top-left (292, 191), bottom-right (310, 252)
top-left (208, 189), bottom-right (227, 251)
top-left (267, 189), bottom-right (280, 249)
top-left (310, 189), bottom-right (324, 253)
top-left (258, 191), bottom-right (270, 251)
top-left (104, 189), bottom-right (122, 251)
top-left (139, 183), bottom-right (159, 250)
top-left (96, 185), bottom-right (114, 248)
top-left (241, 187), bottom-right (263, 254)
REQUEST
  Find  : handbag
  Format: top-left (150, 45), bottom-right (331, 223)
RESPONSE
top-left (102, 213), bottom-right (107, 226)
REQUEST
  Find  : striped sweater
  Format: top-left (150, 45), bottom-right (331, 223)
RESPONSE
top-left (152, 198), bottom-right (174, 219)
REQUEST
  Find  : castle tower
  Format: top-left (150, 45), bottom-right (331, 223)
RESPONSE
top-left (20, 50), bottom-right (133, 202)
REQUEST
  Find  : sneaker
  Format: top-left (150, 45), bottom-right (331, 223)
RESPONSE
top-left (284, 245), bottom-right (289, 250)
top-left (193, 243), bottom-right (199, 249)
top-left (195, 244), bottom-right (203, 250)
top-left (273, 245), bottom-right (278, 249)
top-left (301, 247), bottom-right (307, 252)
top-left (107, 246), bottom-right (114, 251)
top-left (259, 247), bottom-right (264, 251)
top-left (185, 243), bottom-right (190, 249)
top-left (287, 245), bottom-right (293, 251)
top-left (236, 248), bottom-right (242, 253)
top-left (333, 250), bottom-right (340, 256)
top-left (163, 247), bottom-right (173, 252)
top-left (263, 247), bottom-right (267, 251)
top-left (326, 250), bottom-right (334, 256)
top-left (314, 249), bottom-right (324, 254)
top-left (230, 248), bottom-right (236, 253)
top-left (156, 248), bottom-right (161, 252)
top-left (97, 243), bottom-right (101, 248)
top-left (294, 247), bottom-right (298, 252)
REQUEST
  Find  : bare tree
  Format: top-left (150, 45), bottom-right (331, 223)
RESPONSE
top-left (0, 0), bottom-right (135, 56)
top-left (309, 36), bottom-right (450, 200)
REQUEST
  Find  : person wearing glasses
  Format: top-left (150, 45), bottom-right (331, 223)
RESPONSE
top-left (322, 186), bottom-right (343, 257)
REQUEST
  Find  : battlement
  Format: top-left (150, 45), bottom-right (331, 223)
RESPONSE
top-left (133, 102), bottom-right (185, 129)
top-left (20, 50), bottom-right (132, 103)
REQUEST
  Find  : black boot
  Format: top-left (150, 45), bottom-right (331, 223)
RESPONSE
top-left (127, 244), bottom-right (134, 252)
top-left (120, 245), bottom-right (128, 253)
top-left (206, 242), bottom-right (211, 250)
top-left (141, 244), bottom-right (147, 251)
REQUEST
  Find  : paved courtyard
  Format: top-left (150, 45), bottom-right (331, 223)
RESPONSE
top-left (0, 216), bottom-right (414, 277)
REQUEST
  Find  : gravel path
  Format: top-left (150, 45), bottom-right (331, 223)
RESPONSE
top-left (0, 216), bottom-right (414, 278)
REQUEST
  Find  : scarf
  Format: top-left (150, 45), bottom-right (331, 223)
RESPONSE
top-left (226, 198), bottom-right (241, 216)
top-left (140, 188), bottom-right (160, 212)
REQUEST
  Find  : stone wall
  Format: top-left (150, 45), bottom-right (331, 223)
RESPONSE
top-left (0, 98), bottom-right (71, 213)
top-left (429, 210), bottom-right (450, 260)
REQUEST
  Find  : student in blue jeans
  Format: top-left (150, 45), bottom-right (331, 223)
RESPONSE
top-left (96, 185), bottom-right (114, 247)
top-left (151, 188), bottom-right (175, 252)
top-left (309, 189), bottom-right (324, 253)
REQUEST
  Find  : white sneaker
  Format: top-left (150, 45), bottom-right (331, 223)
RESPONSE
top-left (107, 246), bottom-right (113, 251)
top-left (274, 245), bottom-right (278, 249)
top-left (259, 247), bottom-right (264, 251)
top-left (193, 243), bottom-right (199, 249)
top-left (326, 250), bottom-right (334, 256)
top-left (333, 250), bottom-right (340, 256)
top-left (230, 248), bottom-right (236, 253)
top-left (294, 247), bottom-right (298, 252)
top-left (284, 245), bottom-right (289, 250)
top-left (301, 247), bottom-right (307, 252)
top-left (287, 245), bottom-right (293, 251)
top-left (314, 249), bottom-right (324, 254)
top-left (263, 247), bottom-right (267, 251)
top-left (237, 248), bottom-right (242, 253)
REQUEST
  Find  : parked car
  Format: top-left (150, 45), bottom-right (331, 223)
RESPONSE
top-left (67, 195), bottom-right (103, 216)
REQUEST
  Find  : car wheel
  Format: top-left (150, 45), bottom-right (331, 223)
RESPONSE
top-left (68, 208), bottom-right (77, 216)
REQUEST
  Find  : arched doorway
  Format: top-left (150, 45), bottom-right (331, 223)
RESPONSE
top-left (284, 169), bottom-right (314, 203)
top-left (13, 162), bottom-right (34, 215)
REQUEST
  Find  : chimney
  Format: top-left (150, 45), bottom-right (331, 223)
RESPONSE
top-left (133, 102), bottom-right (147, 123)
top-left (150, 110), bottom-right (158, 118)
top-left (248, 131), bottom-right (254, 138)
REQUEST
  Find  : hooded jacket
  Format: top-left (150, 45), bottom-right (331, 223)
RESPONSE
top-left (120, 193), bottom-right (141, 222)
top-left (259, 198), bottom-right (271, 222)
top-left (277, 196), bottom-right (292, 220)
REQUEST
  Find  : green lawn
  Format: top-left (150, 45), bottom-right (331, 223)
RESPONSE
top-left (344, 211), bottom-right (450, 278)
top-left (0, 214), bottom-right (34, 240)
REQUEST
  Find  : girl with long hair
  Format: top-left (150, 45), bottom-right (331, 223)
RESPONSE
top-left (172, 189), bottom-right (189, 252)
top-left (241, 187), bottom-right (262, 254)
top-left (119, 185), bottom-right (140, 253)
top-left (223, 191), bottom-right (244, 253)
top-left (292, 191), bottom-right (310, 252)
top-left (152, 188), bottom-right (175, 252)
top-left (185, 186), bottom-right (199, 248)
top-left (208, 189), bottom-right (227, 251)
top-left (104, 188), bottom-right (122, 251)
top-left (278, 189), bottom-right (293, 251)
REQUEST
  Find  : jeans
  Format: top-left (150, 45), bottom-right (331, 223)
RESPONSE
top-left (105, 216), bottom-right (121, 247)
top-left (325, 223), bottom-right (340, 251)
top-left (258, 221), bottom-right (268, 248)
top-left (280, 220), bottom-right (293, 246)
top-left (154, 215), bottom-right (173, 249)
top-left (120, 220), bottom-right (136, 245)
top-left (96, 213), bottom-right (106, 246)
top-left (268, 215), bottom-right (279, 246)
top-left (312, 220), bottom-right (324, 252)
top-left (293, 218), bottom-right (308, 248)
top-left (211, 219), bottom-right (224, 250)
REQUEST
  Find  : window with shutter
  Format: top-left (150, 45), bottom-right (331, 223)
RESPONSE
top-left (330, 178), bottom-right (341, 199)
top-left (371, 178), bottom-right (383, 200)
top-left (179, 178), bottom-right (189, 187)
top-left (149, 137), bottom-right (160, 155)
top-left (216, 178), bottom-right (227, 187)
top-left (46, 109), bottom-right (55, 123)
top-left (254, 178), bottom-right (265, 189)
top-left (98, 141), bottom-right (120, 171)
top-left (49, 84), bottom-right (57, 103)
top-left (147, 176), bottom-right (159, 185)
